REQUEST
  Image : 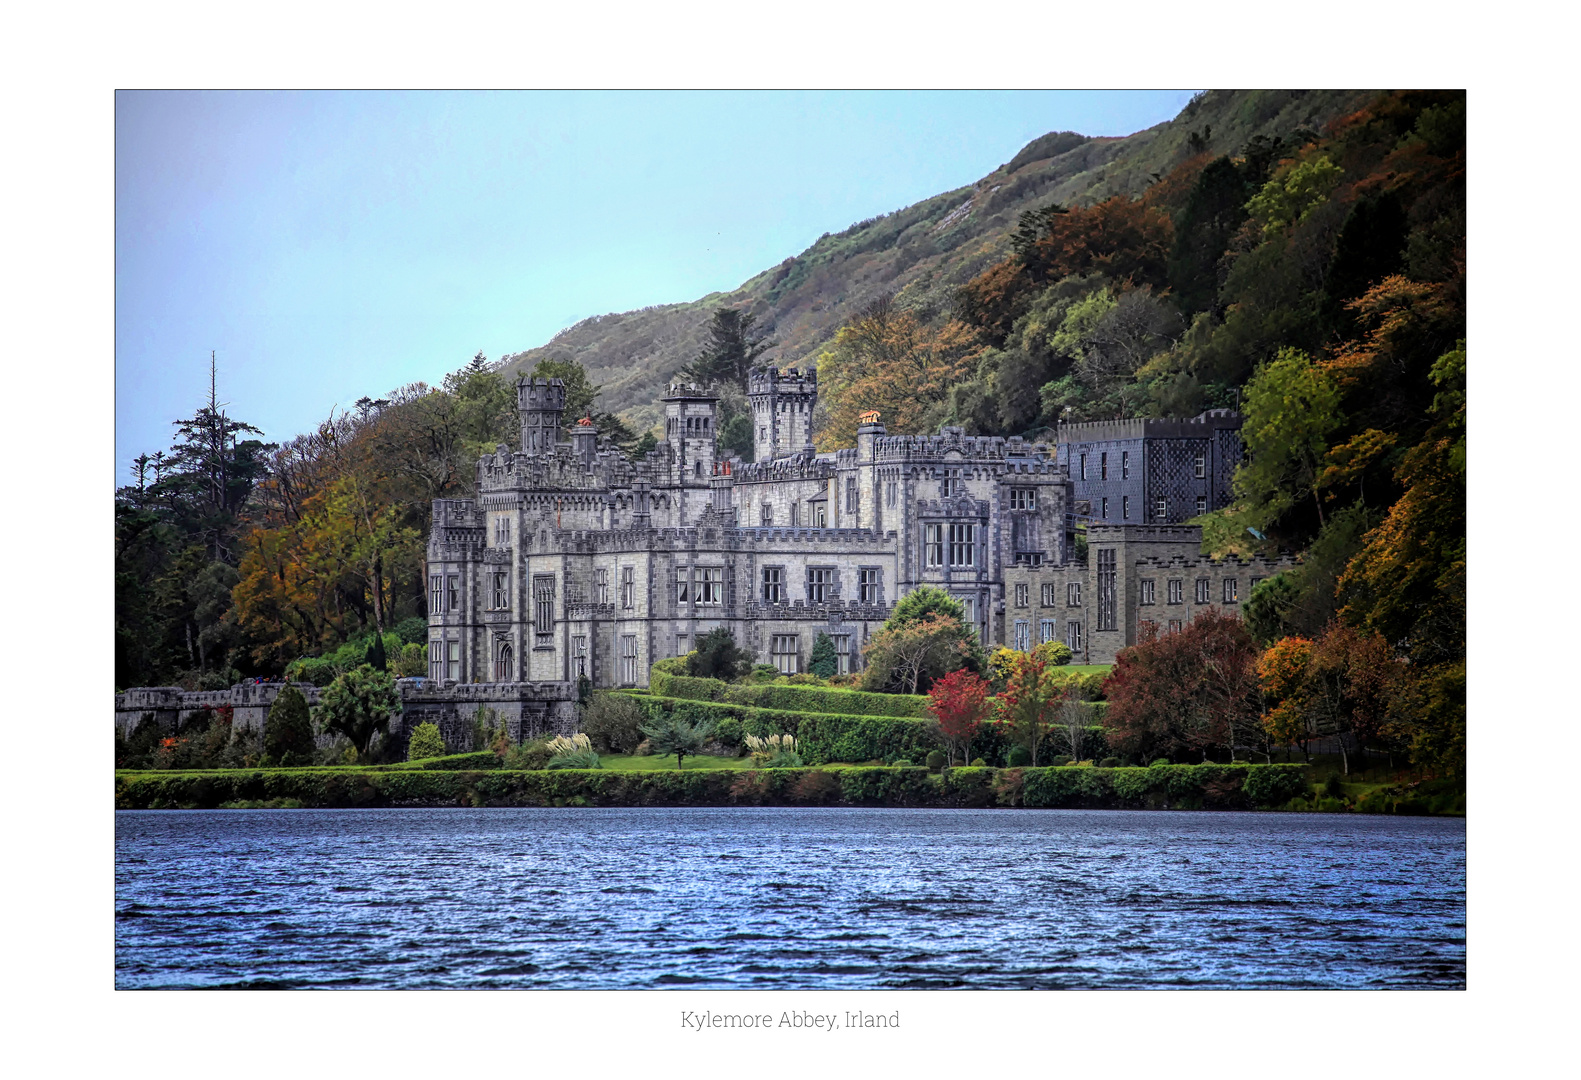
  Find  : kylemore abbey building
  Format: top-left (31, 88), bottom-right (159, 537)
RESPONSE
top-left (424, 367), bottom-right (1294, 690)
top-left (115, 367), bottom-right (1295, 744)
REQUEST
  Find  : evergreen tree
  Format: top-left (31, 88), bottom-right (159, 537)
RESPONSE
top-left (263, 684), bottom-right (317, 765)
top-left (809, 633), bottom-right (837, 678)
top-left (682, 307), bottom-right (774, 392)
top-left (366, 632), bottom-right (387, 672)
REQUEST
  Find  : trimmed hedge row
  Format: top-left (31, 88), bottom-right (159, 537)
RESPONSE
top-left (721, 684), bottom-right (931, 718)
top-left (116, 763), bottom-right (1312, 811)
top-left (634, 692), bottom-right (1110, 766)
top-left (376, 752), bottom-right (502, 772)
top-left (1022, 763), bottom-right (1308, 809)
top-left (635, 694), bottom-right (936, 764)
top-left (644, 674), bottom-right (932, 718)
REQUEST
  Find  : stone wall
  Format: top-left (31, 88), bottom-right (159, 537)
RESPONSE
top-left (115, 678), bottom-right (580, 753)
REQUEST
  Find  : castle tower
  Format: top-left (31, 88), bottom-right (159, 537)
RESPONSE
top-left (661, 382), bottom-right (719, 487)
top-left (517, 376), bottom-right (566, 455)
top-left (570, 415), bottom-right (599, 464)
top-left (747, 365), bottom-right (818, 462)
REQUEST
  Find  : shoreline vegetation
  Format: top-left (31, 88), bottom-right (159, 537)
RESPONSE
top-left (115, 757), bottom-right (1462, 815)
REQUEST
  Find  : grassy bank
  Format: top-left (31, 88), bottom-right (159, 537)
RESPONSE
top-left (113, 760), bottom-right (1457, 814)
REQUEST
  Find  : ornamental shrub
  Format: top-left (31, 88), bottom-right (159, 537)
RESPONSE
top-left (1098, 757), bottom-right (1122, 768)
top-left (713, 717), bottom-right (743, 751)
top-left (406, 722), bottom-right (447, 761)
top-left (502, 739), bottom-right (555, 770)
top-left (1034, 640), bottom-right (1074, 666)
top-left (580, 692), bottom-right (647, 754)
top-left (925, 750), bottom-right (946, 772)
top-left (688, 627), bottom-right (754, 681)
top-left (315, 665), bottom-right (402, 758)
top-left (1006, 745), bottom-right (1032, 767)
top-left (809, 633), bottom-right (838, 678)
top-left (545, 733), bottom-right (601, 769)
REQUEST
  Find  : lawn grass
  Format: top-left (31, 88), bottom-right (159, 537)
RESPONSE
top-left (599, 753), bottom-right (753, 772)
top-left (1061, 664), bottom-right (1112, 676)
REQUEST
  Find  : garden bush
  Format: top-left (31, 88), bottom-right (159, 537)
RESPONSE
top-left (406, 722), bottom-right (447, 761)
top-left (629, 693), bottom-right (942, 765)
top-left (580, 692), bottom-right (647, 753)
top-left (925, 751), bottom-right (946, 772)
top-left (649, 671), bottom-right (729, 700)
top-left (1006, 745), bottom-right (1032, 767)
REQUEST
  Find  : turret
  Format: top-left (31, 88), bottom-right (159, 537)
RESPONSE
top-left (570, 415), bottom-right (598, 464)
top-left (709, 459), bottom-right (736, 517)
top-left (661, 382), bottom-right (719, 485)
top-left (517, 376), bottom-right (566, 455)
top-left (747, 365), bottom-right (818, 462)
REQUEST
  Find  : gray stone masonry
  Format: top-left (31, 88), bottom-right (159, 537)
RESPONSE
top-left (115, 679), bottom-right (580, 755)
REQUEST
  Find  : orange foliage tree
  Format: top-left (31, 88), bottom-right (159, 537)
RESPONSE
top-left (1256, 636), bottom-right (1315, 754)
top-left (956, 196), bottom-right (1175, 345)
top-left (814, 295), bottom-right (983, 450)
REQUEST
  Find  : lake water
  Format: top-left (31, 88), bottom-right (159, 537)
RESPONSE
top-left (115, 807), bottom-right (1465, 989)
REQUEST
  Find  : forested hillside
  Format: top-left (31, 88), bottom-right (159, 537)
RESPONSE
top-left (500, 90), bottom-right (1376, 436)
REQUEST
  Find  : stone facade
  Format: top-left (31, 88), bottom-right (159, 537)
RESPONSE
top-left (425, 369), bottom-right (1293, 682)
top-left (1055, 410), bottom-right (1244, 526)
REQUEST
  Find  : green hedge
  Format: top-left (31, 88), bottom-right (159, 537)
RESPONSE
top-left (632, 694), bottom-right (939, 764)
top-left (719, 684), bottom-right (931, 718)
top-left (1021, 763), bottom-right (1308, 809)
top-left (641, 676), bottom-right (931, 718)
top-left (116, 763), bottom-right (1315, 811)
top-left (648, 671), bottom-right (730, 700)
top-left (630, 693), bottom-right (1111, 767)
top-left (374, 751), bottom-right (502, 772)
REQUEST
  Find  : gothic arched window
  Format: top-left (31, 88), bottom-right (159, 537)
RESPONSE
top-left (494, 640), bottom-right (514, 682)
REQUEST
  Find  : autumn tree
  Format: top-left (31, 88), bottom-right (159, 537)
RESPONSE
top-left (927, 668), bottom-right (991, 766)
top-left (816, 296), bottom-right (984, 449)
top-left (995, 650), bottom-right (1059, 766)
top-left (860, 586), bottom-right (982, 694)
top-left (862, 615), bottom-right (975, 696)
top-left (1256, 635), bottom-right (1316, 758)
top-left (1339, 342), bottom-right (1465, 669)
top-left (1103, 611), bottom-right (1260, 763)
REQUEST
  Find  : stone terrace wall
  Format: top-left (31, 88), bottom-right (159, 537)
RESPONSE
top-left (115, 679), bottom-right (580, 753)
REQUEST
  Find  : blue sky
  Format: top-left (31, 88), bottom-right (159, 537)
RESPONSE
top-left (114, 90), bottom-right (1198, 484)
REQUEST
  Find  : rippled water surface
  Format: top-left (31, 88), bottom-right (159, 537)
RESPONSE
top-left (116, 808), bottom-right (1464, 989)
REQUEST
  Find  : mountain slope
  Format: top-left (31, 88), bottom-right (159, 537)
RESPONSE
top-left (498, 90), bottom-right (1376, 435)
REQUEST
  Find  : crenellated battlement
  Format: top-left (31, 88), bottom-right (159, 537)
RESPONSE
top-left (872, 427), bottom-right (1053, 464)
top-left (1056, 409), bottom-right (1242, 445)
top-left (734, 453), bottom-right (832, 484)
